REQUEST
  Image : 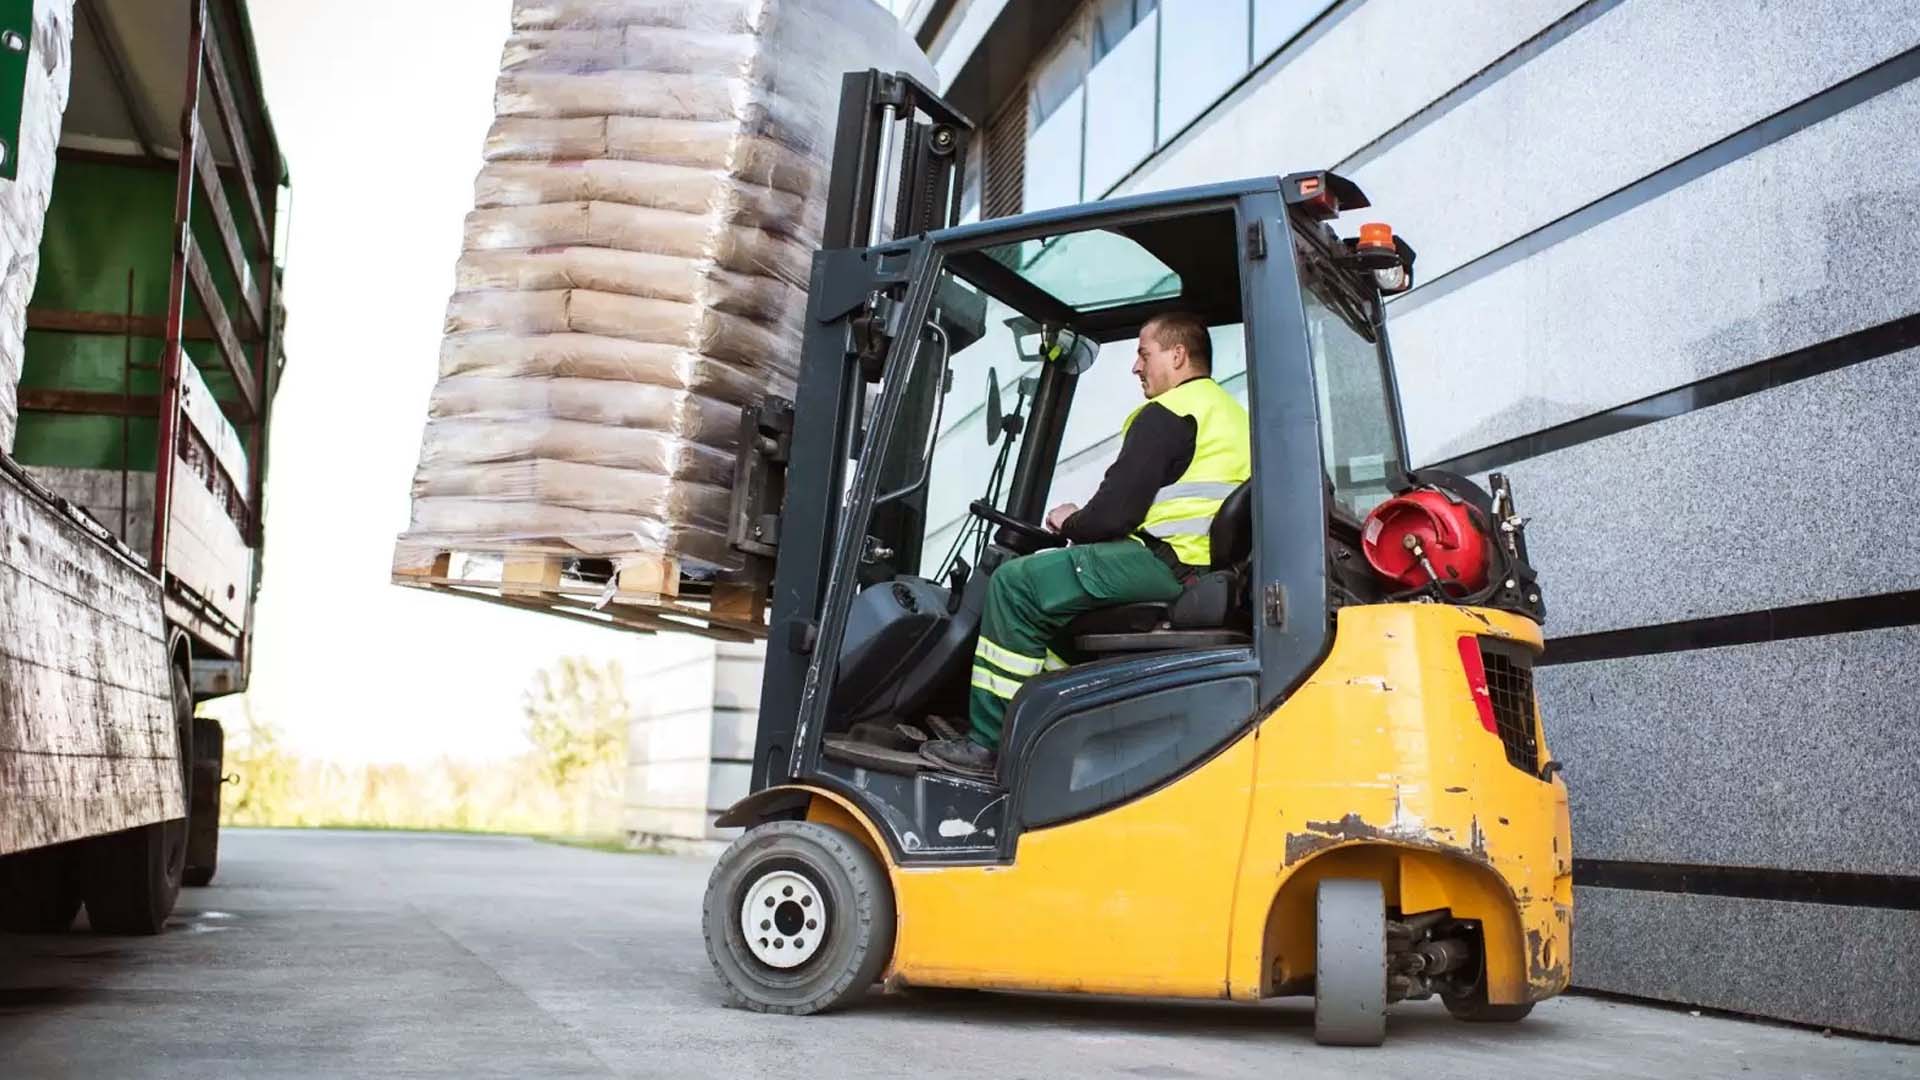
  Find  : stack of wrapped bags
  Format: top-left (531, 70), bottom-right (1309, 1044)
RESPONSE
top-left (0, 0), bottom-right (77, 454)
top-left (394, 0), bottom-right (934, 581)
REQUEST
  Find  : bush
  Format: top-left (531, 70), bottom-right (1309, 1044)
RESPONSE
top-left (220, 657), bottom-right (629, 839)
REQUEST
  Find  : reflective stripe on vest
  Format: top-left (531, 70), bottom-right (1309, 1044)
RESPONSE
top-left (1123, 377), bottom-right (1251, 566)
top-left (1143, 515), bottom-right (1215, 538)
top-left (1152, 480), bottom-right (1240, 503)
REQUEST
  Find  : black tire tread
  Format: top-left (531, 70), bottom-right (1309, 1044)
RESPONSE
top-left (80, 664), bottom-right (191, 935)
top-left (184, 715), bottom-right (223, 888)
top-left (1443, 984), bottom-right (1534, 1022)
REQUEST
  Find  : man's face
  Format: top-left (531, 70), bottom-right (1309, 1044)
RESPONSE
top-left (1132, 324), bottom-right (1187, 399)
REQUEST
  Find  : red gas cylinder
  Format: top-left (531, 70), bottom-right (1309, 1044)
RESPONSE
top-left (1361, 488), bottom-right (1491, 593)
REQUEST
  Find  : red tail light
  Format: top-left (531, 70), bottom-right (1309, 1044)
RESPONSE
top-left (1456, 636), bottom-right (1498, 734)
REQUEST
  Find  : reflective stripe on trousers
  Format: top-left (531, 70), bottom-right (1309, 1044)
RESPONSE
top-left (970, 665), bottom-right (1022, 700)
top-left (976, 635), bottom-right (1043, 677)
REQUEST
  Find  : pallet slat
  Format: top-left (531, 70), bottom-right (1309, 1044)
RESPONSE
top-left (391, 549), bottom-right (767, 643)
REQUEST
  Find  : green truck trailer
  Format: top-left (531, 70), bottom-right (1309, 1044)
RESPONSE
top-left (0, 0), bottom-right (286, 934)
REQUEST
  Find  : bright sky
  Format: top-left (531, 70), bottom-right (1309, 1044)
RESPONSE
top-left (205, 1), bottom-right (693, 765)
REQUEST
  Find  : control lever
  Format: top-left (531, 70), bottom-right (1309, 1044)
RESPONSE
top-left (946, 557), bottom-right (971, 614)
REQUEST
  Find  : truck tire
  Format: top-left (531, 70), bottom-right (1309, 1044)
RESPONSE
top-left (702, 820), bottom-right (895, 1015)
top-left (0, 842), bottom-right (84, 933)
top-left (81, 665), bottom-right (192, 935)
top-left (184, 715), bottom-right (224, 887)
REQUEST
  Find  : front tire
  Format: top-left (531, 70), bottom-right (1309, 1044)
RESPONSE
top-left (1314, 878), bottom-right (1387, 1046)
top-left (702, 820), bottom-right (895, 1015)
top-left (81, 664), bottom-right (192, 934)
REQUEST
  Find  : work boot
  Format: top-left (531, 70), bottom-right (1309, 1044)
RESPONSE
top-left (920, 738), bottom-right (997, 780)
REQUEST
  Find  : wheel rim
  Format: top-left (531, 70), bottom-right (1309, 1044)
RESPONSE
top-left (738, 869), bottom-right (826, 969)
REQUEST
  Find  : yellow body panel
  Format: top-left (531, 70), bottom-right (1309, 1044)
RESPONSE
top-left (1228, 604), bottom-right (1573, 1005)
top-left (884, 736), bottom-right (1257, 996)
top-left (794, 603), bottom-right (1572, 1003)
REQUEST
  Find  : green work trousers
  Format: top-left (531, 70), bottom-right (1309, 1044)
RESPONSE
top-left (968, 541), bottom-right (1185, 749)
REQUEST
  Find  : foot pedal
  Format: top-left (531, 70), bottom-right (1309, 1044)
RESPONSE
top-left (847, 721), bottom-right (918, 752)
top-left (823, 735), bottom-right (927, 774)
top-left (927, 716), bottom-right (963, 742)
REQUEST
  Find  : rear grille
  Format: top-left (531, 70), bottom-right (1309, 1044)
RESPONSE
top-left (1480, 645), bottom-right (1540, 774)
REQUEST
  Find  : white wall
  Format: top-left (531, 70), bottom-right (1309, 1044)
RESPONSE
top-left (918, 1), bottom-right (1582, 562)
top-left (920, 0), bottom-right (1920, 1038)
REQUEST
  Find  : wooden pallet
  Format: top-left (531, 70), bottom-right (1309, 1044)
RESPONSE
top-left (392, 550), bottom-right (768, 643)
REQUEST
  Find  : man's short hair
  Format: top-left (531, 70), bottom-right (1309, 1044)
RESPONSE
top-left (1143, 312), bottom-right (1212, 372)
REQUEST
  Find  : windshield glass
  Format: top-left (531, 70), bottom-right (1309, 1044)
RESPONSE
top-left (980, 229), bottom-right (1182, 311)
top-left (1296, 232), bottom-right (1404, 519)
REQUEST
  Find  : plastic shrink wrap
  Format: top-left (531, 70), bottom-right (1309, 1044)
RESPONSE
top-left (394, 0), bottom-right (934, 580)
top-left (0, 1), bottom-right (77, 454)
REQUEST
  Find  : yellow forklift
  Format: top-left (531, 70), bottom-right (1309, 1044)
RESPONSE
top-left (704, 71), bottom-right (1572, 1046)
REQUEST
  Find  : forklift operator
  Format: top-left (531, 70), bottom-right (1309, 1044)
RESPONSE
top-left (921, 312), bottom-right (1252, 778)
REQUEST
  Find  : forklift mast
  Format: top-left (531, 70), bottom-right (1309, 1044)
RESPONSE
top-left (822, 70), bottom-right (973, 249)
top-left (734, 71), bottom-right (973, 789)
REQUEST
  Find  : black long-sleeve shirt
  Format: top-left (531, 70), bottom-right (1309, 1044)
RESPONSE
top-left (1058, 401), bottom-right (1196, 543)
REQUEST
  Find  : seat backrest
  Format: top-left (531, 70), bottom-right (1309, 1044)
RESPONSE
top-left (1208, 480), bottom-right (1253, 571)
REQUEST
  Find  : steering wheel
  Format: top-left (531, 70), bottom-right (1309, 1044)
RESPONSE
top-left (970, 500), bottom-right (1067, 549)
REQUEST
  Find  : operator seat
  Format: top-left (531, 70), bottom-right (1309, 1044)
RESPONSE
top-left (1061, 480), bottom-right (1254, 654)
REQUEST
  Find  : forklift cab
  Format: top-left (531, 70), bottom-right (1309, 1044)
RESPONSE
top-left (743, 165), bottom-right (1413, 857)
top-left (709, 72), bottom-right (1569, 1045)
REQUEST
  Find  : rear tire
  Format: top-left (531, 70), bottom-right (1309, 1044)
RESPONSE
top-left (1443, 975), bottom-right (1534, 1022)
top-left (1314, 878), bottom-right (1387, 1047)
top-left (0, 843), bottom-right (84, 933)
top-left (702, 820), bottom-right (895, 1015)
top-left (81, 664), bottom-right (192, 935)
top-left (184, 715), bottom-right (224, 887)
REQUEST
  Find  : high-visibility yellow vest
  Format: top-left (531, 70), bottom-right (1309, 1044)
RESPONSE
top-left (1123, 376), bottom-right (1251, 567)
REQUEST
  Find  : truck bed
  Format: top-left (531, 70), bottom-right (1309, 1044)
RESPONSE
top-left (1, 454), bottom-right (181, 855)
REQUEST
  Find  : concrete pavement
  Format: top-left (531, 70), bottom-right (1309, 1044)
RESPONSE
top-left (0, 829), bottom-right (1910, 1078)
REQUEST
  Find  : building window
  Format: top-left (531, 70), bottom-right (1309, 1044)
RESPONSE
top-left (1030, 21), bottom-right (1090, 130)
top-left (1253, 0), bottom-right (1325, 63)
top-left (983, 0), bottom-right (1338, 210)
top-left (1084, 11), bottom-right (1158, 195)
top-left (1157, 0), bottom-right (1251, 139)
top-left (1092, 0), bottom-right (1158, 62)
top-left (1025, 85), bottom-right (1085, 212)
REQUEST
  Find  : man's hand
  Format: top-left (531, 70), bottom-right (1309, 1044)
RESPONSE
top-left (1045, 502), bottom-right (1080, 533)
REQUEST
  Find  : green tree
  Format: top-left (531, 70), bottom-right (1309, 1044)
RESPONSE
top-left (522, 657), bottom-right (630, 790)
top-left (225, 700), bottom-right (295, 826)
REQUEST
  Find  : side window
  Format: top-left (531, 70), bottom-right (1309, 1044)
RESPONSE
top-left (1300, 275), bottom-right (1401, 517)
top-left (917, 280), bottom-right (1034, 578)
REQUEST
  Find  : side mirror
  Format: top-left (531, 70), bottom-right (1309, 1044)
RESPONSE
top-left (985, 367), bottom-right (1003, 445)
